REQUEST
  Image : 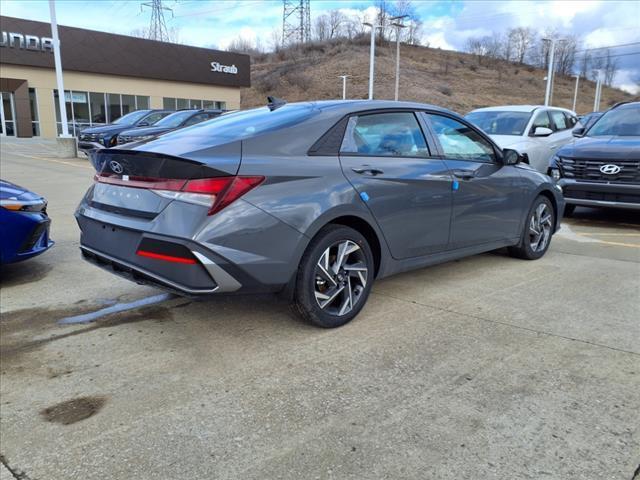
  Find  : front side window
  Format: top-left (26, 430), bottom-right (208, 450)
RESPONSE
top-left (340, 112), bottom-right (429, 157)
top-left (154, 110), bottom-right (197, 128)
top-left (112, 109), bottom-right (150, 125)
top-left (549, 110), bottom-right (568, 131)
top-left (428, 114), bottom-right (496, 162)
top-left (530, 111), bottom-right (553, 133)
top-left (184, 113), bottom-right (210, 126)
top-left (587, 105), bottom-right (640, 136)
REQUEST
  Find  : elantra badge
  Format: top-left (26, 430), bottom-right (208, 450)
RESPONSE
top-left (600, 164), bottom-right (621, 175)
top-left (109, 161), bottom-right (124, 174)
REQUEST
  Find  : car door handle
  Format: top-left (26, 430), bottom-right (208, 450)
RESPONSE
top-left (352, 167), bottom-right (384, 176)
top-left (550, 145), bottom-right (558, 150)
top-left (452, 170), bottom-right (475, 180)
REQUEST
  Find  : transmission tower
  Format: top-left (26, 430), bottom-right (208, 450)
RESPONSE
top-left (282, 0), bottom-right (311, 46)
top-left (141, 0), bottom-right (173, 42)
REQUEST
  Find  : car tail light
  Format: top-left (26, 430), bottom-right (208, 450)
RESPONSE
top-left (95, 174), bottom-right (264, 215)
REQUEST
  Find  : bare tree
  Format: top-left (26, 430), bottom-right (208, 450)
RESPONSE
top-left (314, 14), bottom-right (329, 41)
top-left (327, 9), bottom-right (345, 39)
top-left (393, 0), bottom-right (422, 45)
top-left (554, 35), bottom-right (579, 76)
top-left (227, 36), bottom-right (255, 54)
top-left (579, 51), bottom-right (591, 78)
top-left (130, 26), bottom-right (180, 43)
top-left (602, 49), bottom-right (619, 86)
top-left (269, 28), bottom-right (282, 52)
top-left (508, 27), bottom-right (535, 63)
top-left (375, 0), bottom-right (391, 41)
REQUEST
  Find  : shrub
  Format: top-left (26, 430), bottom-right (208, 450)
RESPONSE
top-left (437, 85), bottom-right (453, 96)
top-left (469, 64), bottom-right (478, 72)
top-left (255, 74), bottom-right (280, 93)
top-left (285, 71), bottom-right (312, 90)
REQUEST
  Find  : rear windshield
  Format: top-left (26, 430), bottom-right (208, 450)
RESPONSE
top-left (465, 111), bottom-right (532, 136)
top-left (159, 104), bottom-right (317, 143)
top-left (587, 105), bottom-right (640, 136)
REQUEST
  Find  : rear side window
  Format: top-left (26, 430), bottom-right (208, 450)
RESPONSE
top-left (564, 112), bottom-right (578, 128)
top-left (549, 110), bottom-right (568, 130)
top-left (183, 113), bottom-right (210, 126)
top-left (143, 112), bottom-right (168, 125)
top-left (340, 112), bottom-right (429, 157)
top-left (428, 114), bottom-right (496, 162)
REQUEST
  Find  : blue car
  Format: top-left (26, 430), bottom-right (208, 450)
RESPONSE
top-left (0, 180), bottom-right (54, 264)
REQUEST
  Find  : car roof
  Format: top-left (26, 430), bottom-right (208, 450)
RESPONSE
top-left (469, 105), bottom-right (576, 114)
top-left (276, 100), bottom-right (457, 117)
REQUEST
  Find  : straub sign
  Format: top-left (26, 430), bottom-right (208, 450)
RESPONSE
top-left (0, 31), bottom-right (54, 52)
top-left (210, 61), bottom-right (238, 75)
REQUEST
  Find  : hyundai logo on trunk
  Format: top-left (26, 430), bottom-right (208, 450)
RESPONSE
top-left (600, 164), bottom-right (621, 175)
top-left (109, 161), bottom-right (124, 174)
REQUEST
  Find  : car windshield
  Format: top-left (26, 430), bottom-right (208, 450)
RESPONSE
top-left (112, 110), bottom-right (151, 125)
top-left (587, 105), bottom-right (640, 136)
top-left (465, 111), bottom-right (532, 136)
top-left (154, 110), bottom-right (197, 128)
top-left (160, 104), bottom-right (317, 143)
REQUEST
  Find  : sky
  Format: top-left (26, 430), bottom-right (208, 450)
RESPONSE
top-left (1, 0), bottom-right (638, 93)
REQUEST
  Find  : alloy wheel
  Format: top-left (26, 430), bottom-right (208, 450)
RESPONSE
top-left (529, 203), bottom-right (553, 252)
top-left (314, 240), bottom-right (368, 316)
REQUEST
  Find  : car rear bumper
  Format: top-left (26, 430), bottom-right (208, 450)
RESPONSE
top-left (77, 215), bottom-right (244, 295)
top-left (558, 179), bottom-right (640, 210)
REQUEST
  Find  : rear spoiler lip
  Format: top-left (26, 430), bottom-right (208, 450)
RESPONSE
top-left (90, 141), bottom-right (242, 178)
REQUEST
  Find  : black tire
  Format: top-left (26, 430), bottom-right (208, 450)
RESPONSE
top-left (508, 195), bottom-right (555, 260)
top-left (564, 204), bottom-right (576, 217)
top-left (292, 224), bottom-right (374, 328)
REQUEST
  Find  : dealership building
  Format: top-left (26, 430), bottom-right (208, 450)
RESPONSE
top-left (0, 15), bottom-right (250, 139)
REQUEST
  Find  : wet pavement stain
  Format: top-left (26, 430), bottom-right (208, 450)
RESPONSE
top-left (1, 303), bottom-right (175, 368)
top-left (0, 260), bottom-right (53, 288)
top-left (40, 396), bottom-right (107, 425)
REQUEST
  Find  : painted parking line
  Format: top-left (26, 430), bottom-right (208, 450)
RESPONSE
top-left (2, 151), bottom-right (93, 169)
top-left (557, 224), bottom-right (640, 248)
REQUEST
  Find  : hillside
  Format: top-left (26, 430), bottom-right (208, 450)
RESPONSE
top-left (242, 39), bottom-right (635, 115)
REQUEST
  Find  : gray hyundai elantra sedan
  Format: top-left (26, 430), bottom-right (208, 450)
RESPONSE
top-left (76, 100), bottom-right (564, 327)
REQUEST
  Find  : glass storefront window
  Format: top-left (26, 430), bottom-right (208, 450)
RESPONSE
top-left (121, 94), bottom-right (136, 115)
top-left (163, 97), bottom-right (176, 110)
top-left (202, 100), bottom-right (215, 109)
top-left (176, 98), bottom-right (189, 110)
top-left (190, 99), bottom-right (202, 109)
top-left (107, 93), bottom-right (121, 122)
top-left (72, 91), bottom-right (90, 133)
top-left (136, 95), bottom-right (150, 110)
top-left (90, 92), bottom-right (107, 124)
top-left (29, 88), bottom-right (40, 136)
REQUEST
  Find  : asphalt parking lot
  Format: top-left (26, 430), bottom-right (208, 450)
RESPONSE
top-left (1, 140), bottom-right (639, 480)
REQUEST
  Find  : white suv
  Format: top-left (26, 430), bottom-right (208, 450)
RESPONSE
top-left (465, 105), bottom-right (579, 173)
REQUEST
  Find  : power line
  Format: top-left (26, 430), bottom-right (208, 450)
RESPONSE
top-left (174, 1), bottom-right (263, 18)
top-left (580, 51), bottom-right (640, 61)
top-left (574, 41), bottom-right (640, 54)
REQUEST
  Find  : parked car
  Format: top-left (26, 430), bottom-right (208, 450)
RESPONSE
top-left (116, 109), bottom-right (224, 145)
top-left (1, 180), bottom-right (54, 264)
top-left (77, 109), bottom-right (172, 153)
top-left (549, 101), bottom-right (639, 215)
top-left (76, 100), bottom-right (564, 328)
top-left (576, 111), bottom-right (603, 130)
top-left (465, 105), bottom-right (579, 173)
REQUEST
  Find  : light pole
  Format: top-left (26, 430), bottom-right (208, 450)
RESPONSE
top-left (391, 15), bottom-right (408, 101)
top-left (339, 75), bottom-right (350, 100)
top-left (572, 74), bottom-right (580, 112)
top-left (543, 38), bottom-right (564, 106)
top-left (593, 70), bottom-right (603, 112)
top-left (363, 22), bottom-right (382, 100)
top-left (49, 0), bottom-right (70, 137)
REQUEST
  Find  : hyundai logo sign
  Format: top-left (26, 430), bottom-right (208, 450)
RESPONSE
top-left (0, 31), bottom-right (54, 52)
top-left (599, 164), bottom-right (622, 175)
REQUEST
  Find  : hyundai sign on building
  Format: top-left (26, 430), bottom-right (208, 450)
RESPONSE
top-left (0, 16), bottom-right (250, 138)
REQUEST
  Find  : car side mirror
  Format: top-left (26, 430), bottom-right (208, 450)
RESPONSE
top-left (502, 148), bottom-right (522, 165)
top-left (572, 127), bottom-right (585, 137)
top-left (533, 126), bottom-right (553, 136)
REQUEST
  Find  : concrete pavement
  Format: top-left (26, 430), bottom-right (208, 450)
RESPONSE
top-left (1, 142), bottom-right (639, 479)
